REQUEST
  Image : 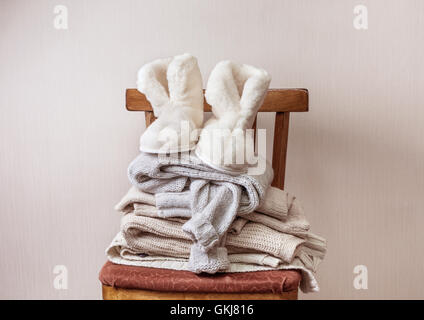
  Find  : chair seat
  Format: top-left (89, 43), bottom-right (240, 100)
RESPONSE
top-left (99, 261), bottom-right (301, 294)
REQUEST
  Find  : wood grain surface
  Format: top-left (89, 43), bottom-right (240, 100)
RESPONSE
top-left (126, 88), bottom-right (308, 112)
top-left (102, 285), bottom-right (298, 300)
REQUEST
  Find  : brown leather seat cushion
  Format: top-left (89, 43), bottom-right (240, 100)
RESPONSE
top-left (99, 261), bottom-right (301, 293)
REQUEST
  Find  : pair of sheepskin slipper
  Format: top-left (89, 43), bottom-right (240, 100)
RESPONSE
top-left (137, 53), bottom-right (271, 174)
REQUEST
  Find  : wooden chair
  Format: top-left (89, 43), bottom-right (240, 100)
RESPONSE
top-left (100, 88), bottom-right (309, 300)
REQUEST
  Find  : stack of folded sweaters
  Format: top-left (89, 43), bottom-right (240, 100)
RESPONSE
top-left (105, 54), bottom-right (326, 293)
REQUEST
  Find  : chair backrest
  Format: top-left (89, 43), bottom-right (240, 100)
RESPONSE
top-left (125, 88), bottom-right (309, 189)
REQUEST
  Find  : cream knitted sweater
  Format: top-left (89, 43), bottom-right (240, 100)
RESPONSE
top-left (110, 185), bottom-right (326, 284)
top-left (116, 185), bottom-right (296, 220)
top-left (106, 225), bottom-right (326, 293)
top-left (116, 188), bottom-right (312, 239)
top-left (120, 213), bottom-right (326, 264)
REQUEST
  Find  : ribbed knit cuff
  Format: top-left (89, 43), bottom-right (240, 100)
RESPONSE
top-left (188, 244), bottom-right (229, 274)
top-left (182, 217), bottom-right (219, 251)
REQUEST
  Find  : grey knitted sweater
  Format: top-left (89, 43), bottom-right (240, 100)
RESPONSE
top-left (127, 152), bottom-right (274, 273)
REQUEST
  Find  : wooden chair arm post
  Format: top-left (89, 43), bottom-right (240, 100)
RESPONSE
top-left (271, 112), bottom-right (290, 189)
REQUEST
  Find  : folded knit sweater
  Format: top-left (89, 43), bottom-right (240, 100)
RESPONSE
top-left (127, 152), bottom-right (274, 273)
top-left (116, 185), bottom-right (300, 221)
top-left (120, 214), bottom-right (307, 263)
top-left (115, 186), bottom-right (311, 238)
top-left (106, 217), bottom-right (326, 293)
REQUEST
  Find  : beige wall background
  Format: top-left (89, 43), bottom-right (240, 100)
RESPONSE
top-left (1, 0), bottom-right (423, 299)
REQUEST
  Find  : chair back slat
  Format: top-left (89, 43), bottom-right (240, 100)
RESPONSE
top-left (127, 88), bottom-right (308, 112)
top-left (129, 89), bottom-right (309, 189)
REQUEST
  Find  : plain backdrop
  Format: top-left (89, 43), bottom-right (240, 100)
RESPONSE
top-left (1, 0), bottom-right (423, 299)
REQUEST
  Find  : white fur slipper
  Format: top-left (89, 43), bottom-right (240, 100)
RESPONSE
top-left (137, 53), bottom-right (204, 153)
top-left (195, 61), bottom-right (271, 173)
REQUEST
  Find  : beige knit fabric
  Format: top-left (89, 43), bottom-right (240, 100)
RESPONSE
top-left (116, 185), bottom-right (297, 220)
top-left (114, 186), bottom-right (156, 213)
top-left (121, 214), bottom-right (307, 263)
top-left (256, 186), bottom-right (295, 219)
top-left (116, 187), bottom-right (311, 238)
top-left (242, 198), bottom-right (310, 237)
top-left (229, 218), bottom-right (249, 234)
top-left (108, 186), bottom-right (327, 293)
top-left (106, 231), bottom-right (324, 293)
top-left (109, 232), bottom-right (283, 268)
